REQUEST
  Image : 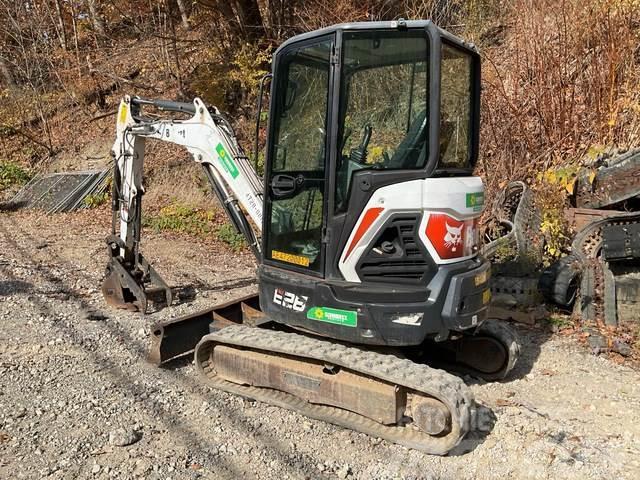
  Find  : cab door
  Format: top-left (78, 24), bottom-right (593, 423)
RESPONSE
top-left (264, 35), bottom-right (333, 276)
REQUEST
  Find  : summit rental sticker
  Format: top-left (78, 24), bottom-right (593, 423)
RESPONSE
top-left (306, 307), bottom-right (357, 327)
top-left (466, 192), bottom-right (485, 211)
top-left (216, 143), bottom-right (239, 179)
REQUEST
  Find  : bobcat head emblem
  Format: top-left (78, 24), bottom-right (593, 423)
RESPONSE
top-left (444, 222), bottom-right (463, 251)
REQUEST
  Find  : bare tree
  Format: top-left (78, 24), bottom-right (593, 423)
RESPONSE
top-left (264, 0), bottom-right (295, 40)
top-left (198, 0), bottom-right (264, 42)
top-left (0, 53), bottom-right (15, 88)
top-left (53, 0), bottom-right (68, 50)
top-left (85, 0), bottom-right (106, 36)
top-left (176, 0), bottom-right (190, 30)
top-left (232, 0), bottom-right (264, 40)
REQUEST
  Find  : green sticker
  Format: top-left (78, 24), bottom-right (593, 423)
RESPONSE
top-left (307, 307), bottom-right (357, 327)
top-left (216, 143), bottom-right (239, 179)
top-left (466, 192), bottom-right (485, 211)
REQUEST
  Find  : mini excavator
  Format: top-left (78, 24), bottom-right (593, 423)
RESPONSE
top-left (101, 20), bottom-right (520, 454)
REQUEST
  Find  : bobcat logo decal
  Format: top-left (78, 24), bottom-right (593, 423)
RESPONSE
top-left (425, 214), bottom-right (471, 260)
top-left (444, 222), bottom-right (463, 252)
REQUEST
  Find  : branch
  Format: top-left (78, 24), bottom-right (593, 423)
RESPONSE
top-left (90, 110), bottom-right (117, 122)
top-left (1, 123), bottom-right (55, 154)
top-left (88, 67), bottom-right (160, 93)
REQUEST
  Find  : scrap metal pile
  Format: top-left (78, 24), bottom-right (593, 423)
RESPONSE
top-left (482, 181), bottom-right (544, 313)
top-left (486, 148), bottom-right (640, 329)
top-left (540, 148), bottom-right (640, 327)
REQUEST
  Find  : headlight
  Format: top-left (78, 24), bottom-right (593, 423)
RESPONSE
top-left (389, 312), bottom-right (424, 326)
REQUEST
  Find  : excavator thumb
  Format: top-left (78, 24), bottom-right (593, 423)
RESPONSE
top-left (101, 236), bottom-right (172, 314)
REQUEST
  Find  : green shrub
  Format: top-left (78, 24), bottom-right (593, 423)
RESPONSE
top-left (143, 203), bottom-right (246, 252)
top-left (0, 161), bottom-right (30, 191)
top-left (547, 314), bottom-right (573, 330)
top-left (83, 192), bottom-right (109, 208)
top-left (215, 223), bottom-right (245, 251)
top-left (143, 203), bottom-right (217, 237)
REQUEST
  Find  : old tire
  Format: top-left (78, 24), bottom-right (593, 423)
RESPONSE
top-left (538, 254), bottom-right (581, 308)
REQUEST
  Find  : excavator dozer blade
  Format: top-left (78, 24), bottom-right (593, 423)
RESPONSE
top-left (148, 293), bottom-right (266, 366)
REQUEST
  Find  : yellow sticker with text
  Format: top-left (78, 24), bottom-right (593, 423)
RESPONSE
top-left (271, 250), bottom-right (310, 267)
top-left (118, 103), bottom-right (128, 126)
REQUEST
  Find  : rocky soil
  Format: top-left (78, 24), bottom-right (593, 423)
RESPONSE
top-left (1, 209), bottom-right (639, 479)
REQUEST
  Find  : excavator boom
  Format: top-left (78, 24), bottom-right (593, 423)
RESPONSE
top-left (102, 96), bottom-right (263, 312)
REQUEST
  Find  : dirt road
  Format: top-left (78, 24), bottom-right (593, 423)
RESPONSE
top-left (1, 210), bottom-right (639, 479)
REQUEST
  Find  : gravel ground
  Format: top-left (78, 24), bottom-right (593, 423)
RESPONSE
top-left (1, 209), bottom-right (639, 480)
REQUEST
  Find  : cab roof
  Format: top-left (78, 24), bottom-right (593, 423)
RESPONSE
top-left (274, 20), bottom-right (475, 57)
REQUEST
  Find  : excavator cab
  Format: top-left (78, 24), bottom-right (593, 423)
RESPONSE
top-left (259, 21), bottom-right (487, 346)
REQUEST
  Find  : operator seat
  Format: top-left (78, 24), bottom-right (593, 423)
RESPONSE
top-left (387, 109), bottom-right (427, 169)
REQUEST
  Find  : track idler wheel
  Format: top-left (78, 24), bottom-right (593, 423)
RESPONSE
top-left (455, 319), bottom-right (520, 380)
top-left (414, 320), bottom-right (521, 381)
top-left (409, 395), bottom-right (451, 436)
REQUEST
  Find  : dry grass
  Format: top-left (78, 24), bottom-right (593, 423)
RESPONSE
top-left (474, 0), bottom-right (640, 197)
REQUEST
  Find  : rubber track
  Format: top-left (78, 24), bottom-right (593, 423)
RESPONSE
top-left (482, 181), bottom-right (542, 263)
top-left (571, 213), bottom-right (640, 322)
top-left (475, 319), bottom-right (521, 381)
top-left (195, 325), bottom-right (475, 455)
top-left (538, 254), bottom-right (581, 308)
top-left (429, 319), bottom-right (521, 381)
top-left (572, 212), bottom-right (640, 260)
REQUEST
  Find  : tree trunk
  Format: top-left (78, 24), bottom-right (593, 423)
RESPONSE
top-left (69, 1), bottom-right (82, 78)
top-left (54, 0), bottom-right (68, 50)
top-left (176, 0), bottom-right (190, 30)
top-left (265, 0), bottom-right (294, 41)
top-left (196, 0), bottom-right (263, 43)
top-left (0, 54), bottom-right (15, 88)
top-left (85, 0), bottom-right (106, 36)
top-left (232, 0), bottom-right (264, 41)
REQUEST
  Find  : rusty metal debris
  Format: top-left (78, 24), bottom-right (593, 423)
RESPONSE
top-left (539, 148), bottom-right (640, 327)
top-left (482, 181), bottom-right (543, 266)
top-left (482, 181), bottom-right (544, 312)
top-left (483, 161), bottom-right (640, 329)
top-left (575, 148), bottom-right (640, 209)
